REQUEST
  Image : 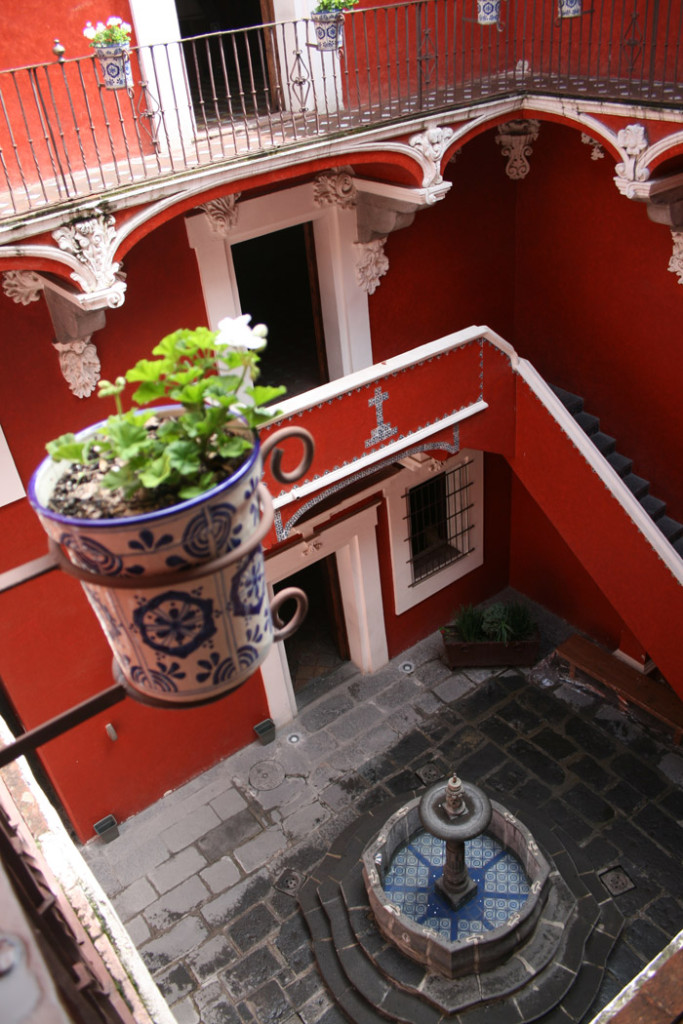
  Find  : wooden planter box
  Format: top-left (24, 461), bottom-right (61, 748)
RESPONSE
top-left (441, 631), bottom-right (540, 669)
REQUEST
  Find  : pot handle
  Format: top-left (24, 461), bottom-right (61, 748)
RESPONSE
top-left (260, 427), bottom-right (314, 484)
top-left (270, 587), bottom-right (309, 642)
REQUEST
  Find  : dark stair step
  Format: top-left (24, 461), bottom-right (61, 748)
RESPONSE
top-left (575, 410), bottom-right (600, 436)
top-left (551, 385), bottom-right (584, 416)
top-left (622, 472), bottom-right (650, 500)
top-left (606, 450), bottom-right (633, 477)
top-left (590, 430), bottom-right (617, 456)
top-left (657, 515), bottom-right (683, 543)
top-left (640, 493), bottom-right (668, 521)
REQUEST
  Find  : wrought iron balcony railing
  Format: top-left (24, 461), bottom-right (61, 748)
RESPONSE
top-left (1, 0), bottom-right (680, 221)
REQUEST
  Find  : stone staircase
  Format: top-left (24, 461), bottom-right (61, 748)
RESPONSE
top-left (551, 386), bottom-right (683, 558)
top-left (299, 790), bottom-right (623, 1024)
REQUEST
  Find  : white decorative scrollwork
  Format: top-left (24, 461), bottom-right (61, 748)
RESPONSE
top-left (53, 337), bottom-right (101, 398)
top-left (667, 231), bottom-right (683, 285)
top-left (200, 194), bottom-right (241, 235)
top-left (495, 120), bottom-right (541, 180)
top-left (581, 133), bottom-right (605, 160)
top-left (409, 126), bottom-right (455, 184)
top-left (355, 238), bottom-right (389, 294)
top-left (314, 168), bottom-right (357, 209)
top-left (52, 214), bottom-right (120, 293)
top-left (615, 123), bottom-right (649, 182)
top-left (2, 270), bottom-right (43, 305)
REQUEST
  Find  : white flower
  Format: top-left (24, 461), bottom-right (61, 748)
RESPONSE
top-left (216, 314), bottom-right (267, 350)
top-left (83, 22), bottom-right (96, 39)
top-left (106, 16), bottom-right (122, 26)
top-left (121, 21), bottom-right (132, 33)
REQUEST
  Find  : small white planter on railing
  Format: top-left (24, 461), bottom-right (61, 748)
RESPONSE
top-left (94, 44), bottom-right (133, 90)
top-left (477, 0), bottom-right (502, 26)
top-left (311, 11), bottom-right (345, 50)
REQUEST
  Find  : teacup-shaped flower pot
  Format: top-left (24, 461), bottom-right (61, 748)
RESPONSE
top-left (311, 11), bottom-right (345, 51)
top-left (477, 0), bottom-right (502, 25)
top-left (29, 416), bottom-right (311, 707)
top-left (94, 43), bottom-right (133, 90)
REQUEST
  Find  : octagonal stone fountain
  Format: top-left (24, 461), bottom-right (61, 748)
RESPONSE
top-left (300, 768), bottom-right (624, 1024)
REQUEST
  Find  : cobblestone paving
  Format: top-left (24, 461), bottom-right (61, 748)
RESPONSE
top-left (81, 627), bottom-right (683, 1024)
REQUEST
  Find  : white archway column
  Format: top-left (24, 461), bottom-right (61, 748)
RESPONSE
top-left (259, 499), bottom-right (388, 726)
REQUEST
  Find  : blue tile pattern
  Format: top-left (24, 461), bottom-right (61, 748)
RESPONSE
top-left (383, 831), bottom-right (530, 941)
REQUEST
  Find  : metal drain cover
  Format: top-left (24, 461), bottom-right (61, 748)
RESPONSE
top-left (416, 763), bottom-right (443, 784)
top-left (599, 866), bottom-right (635, 896)
top-left (249, 760), bottom-right (285, 791)
top-left (274, 869), bottom-right (305, 896)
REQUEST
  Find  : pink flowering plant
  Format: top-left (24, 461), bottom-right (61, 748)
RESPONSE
top-left (46, 317), bottom-right (285, 506)
top-left (83, 16), bottom-right (132, 47)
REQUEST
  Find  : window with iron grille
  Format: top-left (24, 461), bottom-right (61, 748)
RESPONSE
top-left (405, 462), bottom-right (474, 584)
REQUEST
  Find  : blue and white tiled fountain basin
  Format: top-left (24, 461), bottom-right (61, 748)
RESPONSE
top-left (362, 797), bottom-right (551, 978)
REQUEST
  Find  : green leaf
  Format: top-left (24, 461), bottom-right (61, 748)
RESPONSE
top-left (105, 418), bottom-right (149, 458)
top-left (246, 384), bottom-right (287, 406)
top-left (138, 452), bottom-right (173, 489)
top-left (46, 433), bottom-right (86, 462)
top-left (126, 359), bottom-right (165, 384)
top-left (130, 380), bottom-right (167, 406)
top-left (167, 440), bottom-right (202, 476)
top-left (216, 434), bottom-right (252, 459)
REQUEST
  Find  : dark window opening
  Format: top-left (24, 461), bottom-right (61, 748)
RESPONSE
top-left (405, 462), bottom-right (475, 584)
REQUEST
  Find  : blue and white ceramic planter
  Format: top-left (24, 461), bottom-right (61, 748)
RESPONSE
top-left (94, 44), bottom-right (133, 90)
top-left (558, 0), bottom-right (582, 16)
top-left (29, 413), bottom-right (286, 705)
top-left (477, 0), bottom-right (501, 24)
top-left (311, 12), bottom-right (345, 51)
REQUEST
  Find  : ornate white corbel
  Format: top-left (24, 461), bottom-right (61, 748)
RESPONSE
top-left (200, 194), bottom-right (241, 235)
top-left (581, 133), bottom-right (605, 160)
top-left (495, 120), bottom-right (541, 180)
top-left (614, 124), bottom-right (650, 195)
top-left (667, 231), bottom-right (683, 285)
top-left (313, 168), bottom-right (357, 209)
top-left (52, 213), bottom-right (123, 299)
top-left (2, 270), bottom-right (43, 305)
top-left (409, 126), bottom-right (455, 185)
top-left (355, 238), bottom-right (389, 294)
top-left (53, 338), bottom-right (102, 399)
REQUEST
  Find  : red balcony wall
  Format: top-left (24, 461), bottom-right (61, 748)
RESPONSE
top-left (0, 214), bottom-right (269, 842)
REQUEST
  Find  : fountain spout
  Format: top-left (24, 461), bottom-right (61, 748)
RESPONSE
top-left (419, 772), bottom-right (492, 911)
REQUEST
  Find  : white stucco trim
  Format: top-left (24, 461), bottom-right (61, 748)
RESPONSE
top-left (185, 183), bottom-right (373, 378)
top-left (261, 498), bottom-right (388, 722)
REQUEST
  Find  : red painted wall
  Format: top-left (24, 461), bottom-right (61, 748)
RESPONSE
top-left (513, 121), bottom-right (683, 521)
top-left (368, 134), bottom-right (517, 359)
top-left (509, 474), bottom-right (627, 648)
top-left (0, 214), bottom-right (269, 841)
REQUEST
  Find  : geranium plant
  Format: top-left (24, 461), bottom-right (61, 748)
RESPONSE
top-left (46, 316), bottom-right (285, 515)
top-left (83, 16), bottom-right (133, 47)
top-left (312, 0), bottom-right (359, 12)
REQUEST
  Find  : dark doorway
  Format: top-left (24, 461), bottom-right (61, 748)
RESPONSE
top-left (175, 0), bottom-right (276, 120)
top-left (231, 223), bottom-right (328, 398)
top-left (275, 558), bottom-right (349, 704)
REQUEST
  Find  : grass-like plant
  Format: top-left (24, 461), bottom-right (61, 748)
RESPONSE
top-left (46, 317), bottom-right (285, 507)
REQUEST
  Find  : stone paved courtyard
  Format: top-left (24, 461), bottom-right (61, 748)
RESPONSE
top-left (81, 617), bottom-right (683, 1024)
